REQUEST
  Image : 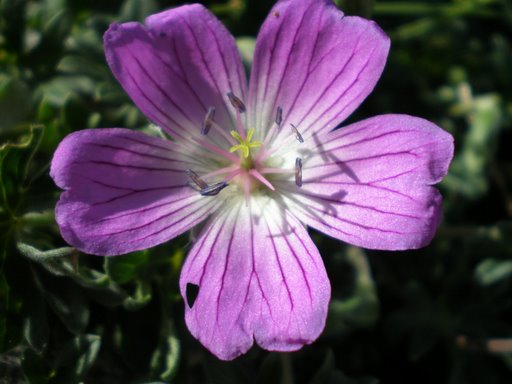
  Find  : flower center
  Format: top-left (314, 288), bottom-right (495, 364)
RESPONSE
top-left (186, 92), bottom-right (303, 200)
top-left (228, 128), bottom-right (262, 167)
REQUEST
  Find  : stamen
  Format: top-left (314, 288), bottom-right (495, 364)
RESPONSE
top-left (258, 106), bottom-right (285, 162)
top-left (290, 124), bottom-right (304, 143)
top-left (186, 169), bottom-right (208, 189)
top-left (200, 181), bottom-right (229, 196)
top-left (295, 157), bottom-right (303, 187)
top-left (201, 107), bottom-right (216, 135)
top-left (275, 106), bottom-right (283, 128)
top-left (227, 92), bottom-right (246, 113)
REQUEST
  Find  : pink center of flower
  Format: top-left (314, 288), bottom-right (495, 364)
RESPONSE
top-left (186, 92), bottom-right (303, 201)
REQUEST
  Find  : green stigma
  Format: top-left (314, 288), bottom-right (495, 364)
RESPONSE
top-left (229, 128), bottom-right (262, 158)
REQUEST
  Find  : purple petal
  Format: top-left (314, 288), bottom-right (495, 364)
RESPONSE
top-left (180, 197), bottom-right (330, 360)
top-left (280, 115), bottom-right (454, 250)
top-left (50, 128), bottom-right (222, 255)
top-left (248, 0), bottom-right (389, 143)
top-left (104, 4), bottom-right (247, 144)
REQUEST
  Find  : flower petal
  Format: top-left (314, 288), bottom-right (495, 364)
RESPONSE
top-left (50, 128), bottom-right (223, 255)
top-left (279, 115), bottom-right (454, 250)
top-left (104, 4), bottom-right (247, 144)
top-left (180, 196), bottom-right (330, 360)
top-left (248, 0), bottom-right (389, 142)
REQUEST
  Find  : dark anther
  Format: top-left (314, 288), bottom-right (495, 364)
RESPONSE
top-left (186, 169), bottom-right (208, 189)
top-left (275, 106), bottom-right (283, 128)
top-left (200, 181), bottom-right (229, 196)
top-left (186, 283), bottom-right (200, 308)
top-left (295, 157), bottom-right (303, 187)
top-left (227, 92), bottom-right (246, 113)
top-left (290, 124), bottom-right (304, 143)
top-left (201, 107), bottom-right (216, 135)
top-left (159, 32), bottom-right (166, 37)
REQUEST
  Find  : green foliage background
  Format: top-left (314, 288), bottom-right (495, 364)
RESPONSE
top-left (1, 0), bottom-right (512, 383)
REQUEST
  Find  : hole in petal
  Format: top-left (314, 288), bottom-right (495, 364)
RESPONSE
top-left (186, 283), bottom-right (199, 309)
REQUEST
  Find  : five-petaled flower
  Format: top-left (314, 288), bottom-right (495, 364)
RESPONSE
top-left (50, 0), bottom-right (454, 360)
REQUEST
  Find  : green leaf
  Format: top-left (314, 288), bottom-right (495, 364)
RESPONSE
top-left (123, 280), bottom-right (152, 310)
top-left (310, 350), bottom-right (378, 384)
top-left (236, 37), bottom-right (256, 75)
top-left (442, 90), bottom-right (503, 200)
top-left (0, 275), bottom-right (11, 352)
top-left (336, 0), bottom-right (375, 17)
top-left (325, 247), bottom-right (379, 335)
top-left (105, 251), bottom-right (149, 285)
top-left (57, 55), bottom-right (109, 79)
top-left (119, 0), bottom-right (158, 22)
top-left (310, 349), bottom-right (336, 384)
top-left (256, 353), bottom-right (281, 384)
top-left (32, 268), bottom-right (89, 335)
top-left (21, 349), bottom-right (53, 384)
top-left (23, 290), bottom-right (49, 353)
top-left (0, 124), bottom-right (44, 192)
top-left (18, 242), bottom-right (74, 263)
top-left (0, 74), bottom-right (33, 135)
top-left (37, 76), bottom-right (95, 107)
top-left (150, 334), bottom-right (180, 381)
top-left (475, 258), bottom-right (512, 286)
top-left (17, 241), bottom-right (115, 289)
top-left (203, 357), bottom-right (251, 384)
top-left (53, 334), bottom-right (101, 383)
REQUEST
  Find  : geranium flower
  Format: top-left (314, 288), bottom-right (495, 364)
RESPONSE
top-left (50, 0), bottom-right (454, 360)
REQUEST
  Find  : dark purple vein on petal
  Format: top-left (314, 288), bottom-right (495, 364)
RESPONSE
top-left (300, 44), bottom-right (377, 138)
top-left (116, 196), bottom-right (217, 243)
top-left (281, 27), bottom-right (367, 140)
top-left (196, 204), bottom-right (237, 287)
top-left (279, 28), bottom-right (367, 141)
top-left (265, 3), bottom-right (314, 129)
top-left (123, 65), bottom-right (187, 141)
top-left (87, 183), bottom-right (184, 207)
top-left (307, 150), bottom-right (419, 170)
top-left (259, 9), bottom-right (288, 126)
top-left (297, 192), bottom-right (424, 220)
top-left (86, 142), bottom-right (179, 164)
top-left (186, 213), bottom-right (222, 274)
top-left (310, 48), bottom-right (379, 135)
top-left (168, 35), bottom-right (211, 118)
top-left (129, 53), bottom-right (199, 129)
top-left (261, 210), bottom-right (295, 312)
top-left (84, 194), bottom-right (205, 237)
top-left (85, 193), bottom-right (207, 236)
top-left (321, 129), bottom-right (419, 153)
top-left (302, 197), bottom-right (421, 236)
top-left (280, 223), bottom-right (313, 304)
top-left (181, 17), bottom-right (234, 125)
top-left (274, 7), bottom-right (324, 139)
top-left (205, 20), bottom-right (243, 101)
top-left (285, 180), bottom-right (422, 204)
top-left (215, 204), bottom-right (242, 325)
top-left (115, 134), bottom-right (175, 152)
top-left (72, 160), bottom-right (184, 173)
top-left (250, 205), bottom-right (274, 319)
top-left (92, 193), bottom-right (199, 224)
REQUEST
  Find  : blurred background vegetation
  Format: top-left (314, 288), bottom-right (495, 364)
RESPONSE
top-left (1, 0), bottom-right (512, 383)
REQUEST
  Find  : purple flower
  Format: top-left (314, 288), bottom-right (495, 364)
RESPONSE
top-left (50, 0), bottom-right (454, 360)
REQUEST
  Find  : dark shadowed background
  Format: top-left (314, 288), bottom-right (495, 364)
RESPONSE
top-left (1, 0), bottom-right (512, 383)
